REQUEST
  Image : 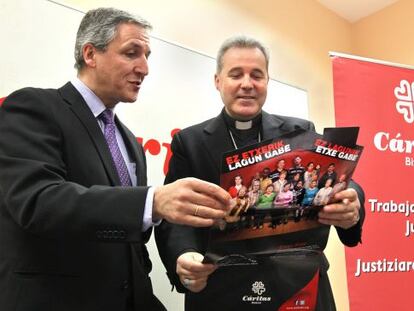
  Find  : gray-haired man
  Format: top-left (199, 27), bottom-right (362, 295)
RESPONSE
top-left (156, 35), bottom-right (364, 310)
top-left (0, 8), bottom-right (230, 311)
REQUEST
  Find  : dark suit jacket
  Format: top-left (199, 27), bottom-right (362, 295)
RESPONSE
top-left (155, 111), bottom-right (365, 311)
top-left (0, 83), bottom-right (165, 311)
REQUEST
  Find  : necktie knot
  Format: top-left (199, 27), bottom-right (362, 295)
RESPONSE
top-left (99, 109), bottom-right (114, 125)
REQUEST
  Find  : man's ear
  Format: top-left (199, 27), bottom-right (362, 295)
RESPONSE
top-left (82, 43), bottom-right (98, 68)
top-left (214, 73), bottom-right (220, 91)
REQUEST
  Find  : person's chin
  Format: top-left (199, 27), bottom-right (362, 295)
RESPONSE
top-left (234, 107), bottom-right (260, 119)
top-left (123, 92), bottom-right (139, 103)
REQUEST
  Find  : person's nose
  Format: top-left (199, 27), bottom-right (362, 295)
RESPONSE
top-left (134, 55), bottom-right (149, 77)
top-left (240, 75), bottom-right (253, 90)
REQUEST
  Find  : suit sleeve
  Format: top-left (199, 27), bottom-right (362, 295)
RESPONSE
top-left (0, 88), bottom-right (148, 243)
top-left (155, 132), bottom-right (205, 292)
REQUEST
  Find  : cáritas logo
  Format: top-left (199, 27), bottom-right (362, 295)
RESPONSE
top-left (395, 80), bottom-right (414, 124)
top-left (372, 80), bottom-right (414, 167)
top-left (252, 281), bottom-right (266, 295)
top-left (242, 281), bottom-right (272, 305)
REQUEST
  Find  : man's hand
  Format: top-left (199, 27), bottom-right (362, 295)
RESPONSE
top-left (176, 252), bottom-right (217, 293)
top-left (153, 177), bottom-right (231, 227)
top-left (318, 188), bottom-right (361, 229)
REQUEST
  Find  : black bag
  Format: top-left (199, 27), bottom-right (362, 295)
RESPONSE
top-left (185, 249), bottom-right (335, 311)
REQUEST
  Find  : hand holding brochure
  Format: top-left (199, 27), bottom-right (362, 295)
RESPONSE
top-left (204, 127), bottom-right (363, 265)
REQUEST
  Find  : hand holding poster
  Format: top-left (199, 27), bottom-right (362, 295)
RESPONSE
top-left (205, 127), bottom-right (363, 265)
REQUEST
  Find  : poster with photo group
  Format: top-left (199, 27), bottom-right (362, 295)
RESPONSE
top-left (204, 128), bottom-right (363, 265)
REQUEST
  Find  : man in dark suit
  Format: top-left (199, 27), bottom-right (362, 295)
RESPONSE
top-left (0, 8), bottom-right (231, 311)
top-left (155, 36), bottom-right (365, 310)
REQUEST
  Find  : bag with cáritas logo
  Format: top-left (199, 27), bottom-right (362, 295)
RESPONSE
top-left (186, 248), bottom-right (335, 310)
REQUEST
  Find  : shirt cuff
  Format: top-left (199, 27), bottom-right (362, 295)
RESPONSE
top-left (142, 186), bottom-right (162, 232)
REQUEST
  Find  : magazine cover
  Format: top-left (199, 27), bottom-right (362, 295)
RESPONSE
top-left (204, 128), bottom-right (363, 265)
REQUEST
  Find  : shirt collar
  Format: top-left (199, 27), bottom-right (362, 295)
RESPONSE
top-left (71, 77), bottom-right (112, 118)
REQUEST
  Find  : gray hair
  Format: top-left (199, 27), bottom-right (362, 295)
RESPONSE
top-left (216, 35), bottom-right (269, 73)
top-left (74, 7), bottom-right (152, 71)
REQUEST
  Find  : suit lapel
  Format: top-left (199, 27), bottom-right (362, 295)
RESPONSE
top-left (262, 111), bottom-right (311, 140)
top-left (203, 114), bottom-right (234, 176)
top-left (58, 82), bottom-right (121, 186)
top-left (261, 110), bottom-right (290, 140)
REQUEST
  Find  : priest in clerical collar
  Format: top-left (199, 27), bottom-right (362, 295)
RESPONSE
top-left (155, 35), bottom-right (365, 311)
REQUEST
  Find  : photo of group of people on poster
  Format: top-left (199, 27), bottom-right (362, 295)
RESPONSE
top-left (205, 128), bottom-right (363, 265)
top-left (222, 157), bottom-right (349, 231)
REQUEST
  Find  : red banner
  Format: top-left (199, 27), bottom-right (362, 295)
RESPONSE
top-left (332, 55), bottom-right (414, 310)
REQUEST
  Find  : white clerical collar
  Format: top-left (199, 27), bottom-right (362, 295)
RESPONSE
top-left (235, 120), bottom-right (253, 130)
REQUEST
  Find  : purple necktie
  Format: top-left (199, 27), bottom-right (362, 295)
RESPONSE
top-left (99, 109), bottom-right (132, 186)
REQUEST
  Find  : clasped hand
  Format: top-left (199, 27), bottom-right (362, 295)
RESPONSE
top-left (176, 252), bottom-right (217, 293)
top-left (318, 188), bottom-right (361, 229)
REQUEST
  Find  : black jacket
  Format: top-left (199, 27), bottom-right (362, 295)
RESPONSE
top-left (0, 83), bottom-right (164, 311)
